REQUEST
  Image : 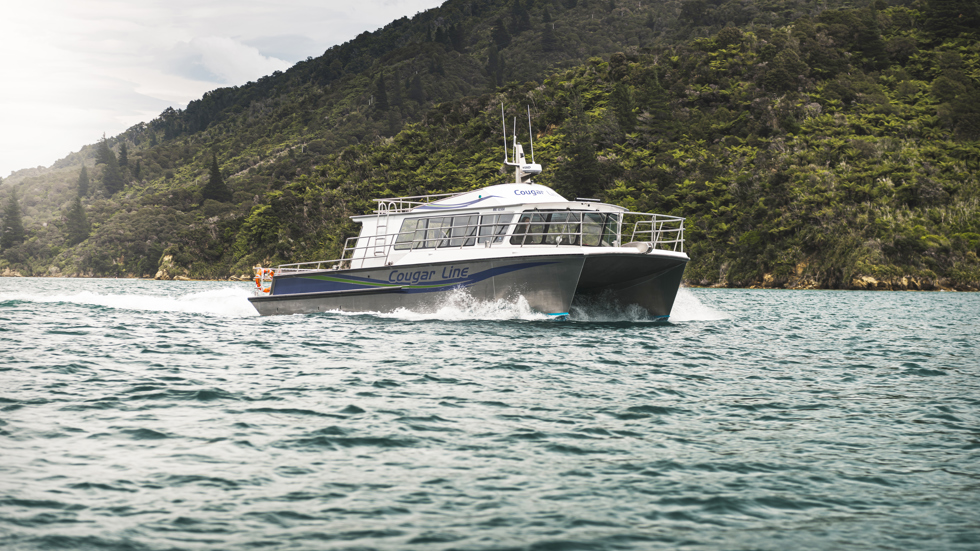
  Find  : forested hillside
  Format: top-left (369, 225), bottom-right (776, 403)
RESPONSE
top-left (1, 0), bottom-right (979, 290)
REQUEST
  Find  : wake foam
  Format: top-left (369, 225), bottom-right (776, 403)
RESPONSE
top-left (669, 287), bottom-right (729, 321)
top-left (373, 289), bottom-right (549, 321)
top-left (1, 287), bottom-right (257, 318)
top-left (337, 287), bottom-right (728, 323)
top-left (569, 287), bottom-right (728, 322)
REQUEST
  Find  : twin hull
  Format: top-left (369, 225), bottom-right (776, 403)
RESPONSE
top-left (248, 253), bottom-right (687, 318)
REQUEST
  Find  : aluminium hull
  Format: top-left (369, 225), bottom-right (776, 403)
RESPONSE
top-left (248, 255), bottom-right (586, 316)
top-left (574, 253), bottom-right (688, 318)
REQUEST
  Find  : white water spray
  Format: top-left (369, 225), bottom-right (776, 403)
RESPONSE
top-left (1, 287), bottom-right (258, 318)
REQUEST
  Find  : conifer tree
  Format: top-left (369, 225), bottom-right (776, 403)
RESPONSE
top-left (487, 46), bottom-right (506, 87)
top-left (0, 189), bottom-right (26, 250)
top-left (77, 166), bottom-right (90, 197)
top-left (512, 1), bottom-right (532, 32)
top-left (64, 196), bottom-right (90, 246)
top-left (554, 96), bottom-right (601, 200)
top-left (611, 82), bottom-right (637, 132)
top-left (435, 26), bottom-right (450, 46)
top-left (542, 24), bottom-right (560, 52)
top-left (374, 73), bottom-right (390, 112)
top-left (202, 153), bottom-right (232, 202)
top-left (118, 142), bottom-right (129, 168)
top-left (102, 149), bottom-right (125, 195)
top-left (491, 18), bottom-right (512, 48)
top-left (408, 74), bottom-right (426, 103)
top-left (95, 135), bottom-right (112, 165)
top-left (449, 24), bottom-right (466, 52)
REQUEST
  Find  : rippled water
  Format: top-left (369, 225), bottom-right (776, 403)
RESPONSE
top-left (1, 278), bottom-right (978, 550)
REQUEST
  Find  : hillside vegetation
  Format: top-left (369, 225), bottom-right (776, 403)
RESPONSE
top-left (1, 0), bottom-right (978, 291)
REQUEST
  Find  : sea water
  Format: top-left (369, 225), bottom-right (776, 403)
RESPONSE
top-left (0, 278), bottom-right (977, 550)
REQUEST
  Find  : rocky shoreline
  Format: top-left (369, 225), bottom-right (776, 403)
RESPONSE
top-left (690, 273), bottom-right (979, 292)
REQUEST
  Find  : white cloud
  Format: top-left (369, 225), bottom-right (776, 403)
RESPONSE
top-left (0, 0), bottom-right (445, 178)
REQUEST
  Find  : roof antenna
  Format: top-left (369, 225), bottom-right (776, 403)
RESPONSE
top-left (501, 104), bottom-right (542, 184)
top-left (500, 104), bottom-right (509, 164)
top-left (513, 117), bottom-right (519, 163)
top-left (527, 106), bottom-right (536, 164)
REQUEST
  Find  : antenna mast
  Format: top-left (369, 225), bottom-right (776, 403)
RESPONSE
top-left (500, 104), bottom-right (542, 184)
top-left (527, 106), bottom-right (535, 164)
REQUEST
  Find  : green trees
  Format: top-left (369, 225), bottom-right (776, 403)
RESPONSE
top-left (487, 46), bottom-right (505, 87)
top-left (96, 138), bottom-right (125, 195)
top-left (611, 81), bottom-right (636, 133)
top-left (1, 189), bottom-right (26, 250)
top-left (64, 197), bottom-right (90, 246)
top-left (925, 0), bottom-right (980, 40)
top-left (491, 18), bottom-right (511, 49)
top-left (408, 74), bottom-right (425, 103)
top-left (77, 166), bottom-right (90, 197)
top-left (374, 73), bottom-right (389, 112)
top-left (201, 153), bottom-right (232, 202)
top-left (553, 96), bottom-right (601, 200)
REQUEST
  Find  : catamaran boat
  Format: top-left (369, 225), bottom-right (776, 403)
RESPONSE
top-left (249, 112), bottom-right (689, 319)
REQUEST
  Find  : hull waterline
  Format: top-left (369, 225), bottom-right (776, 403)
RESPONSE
top-left (248, 255), bottom-right (587, 316)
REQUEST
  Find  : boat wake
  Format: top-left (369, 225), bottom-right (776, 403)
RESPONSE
top-left (569, 287), bottom-right (728, 322)
top-left (0, 287), bottom-right (258, 318)
top-left (669, 287), bottom-right (730, 321)
top-left (330, 287), bottom-right (727, 323)
top-left (371, 289), bottom-right (550, 321)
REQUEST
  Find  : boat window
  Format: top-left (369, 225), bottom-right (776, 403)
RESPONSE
top-left (449, 215), bottom-right (479, 247)
top-left (511, 213), bottom-right (550, 245)
top-left (510, 213), bottom-right (532, 245)
top-left (394, 213), bottom-right (517, 250)
top-left (601, 214), bottom-right (619, 247)
top-left (478, 214), bottom-right (513, 244)
top-left (425, 217), bottom-right (452, 248)
top-left (544, 212), bottom-right (581, 245)
top-left (394, 218), bottom-right (424, 250)
top-left (511, 210), bottom-right (616, 246)
top-left (582, 213), bottom-right (604, 247)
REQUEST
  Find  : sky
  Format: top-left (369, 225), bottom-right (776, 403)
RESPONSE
top-left (0, 0), bottom-right (445, 178)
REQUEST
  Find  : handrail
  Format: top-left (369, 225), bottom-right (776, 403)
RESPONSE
top-left (373, 192), bottom-right (463, 214)
top-left (274, 210), bottom-right (685, 273)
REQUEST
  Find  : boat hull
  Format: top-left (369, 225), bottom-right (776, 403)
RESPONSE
top-left (248, 255), bottom-right (586, 316)
top-left (574, 254), bottom-right (688, 318)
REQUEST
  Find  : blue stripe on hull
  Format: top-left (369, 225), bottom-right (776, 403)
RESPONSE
top-left (272, 262), bottom-right (556, 296)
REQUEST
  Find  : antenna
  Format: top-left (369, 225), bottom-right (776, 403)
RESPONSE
top-left (500, 104), bottom-right (508, 163)
top-left (527, 106), bottom-right (535, 164)
top-left (500, 104), bottom-right (542, 184)
top-left (512, 117), bottom-right (518, 160)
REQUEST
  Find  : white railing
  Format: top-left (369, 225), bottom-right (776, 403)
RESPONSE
top-left (273, 210), bottom-right (685, 274)
top-left (622, 212), bottom-right (686, 253)
top-left (373, 192), bottom-right (463, 214)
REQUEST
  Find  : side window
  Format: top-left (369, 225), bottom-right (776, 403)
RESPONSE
top-left (601, 214), bottom-right (619, 247)
top-left (582, 213), bottom-right (604, 247)
top-left (544, 212), bottom-right (581, 245)
top-left (395, 219), bottom-right (422, 250)
top-left (493, 214), bottom-right (513, 242)
top-left (526, 213), bottom-right (548, 245)
top-left (510, 213), bottom-right (533, 245)
top-left (480, 214), bottom-right (514, 244)
top-left (449, 215), bottom-right (479, 247)
top-left (425, 217), bottom-right (451, 248)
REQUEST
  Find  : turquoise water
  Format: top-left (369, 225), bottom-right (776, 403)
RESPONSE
top-left (1, 278), bottom-right (978, 550)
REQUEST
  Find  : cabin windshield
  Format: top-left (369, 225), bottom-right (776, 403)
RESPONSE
top-left (510, 211), bottom-right (619, 247)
